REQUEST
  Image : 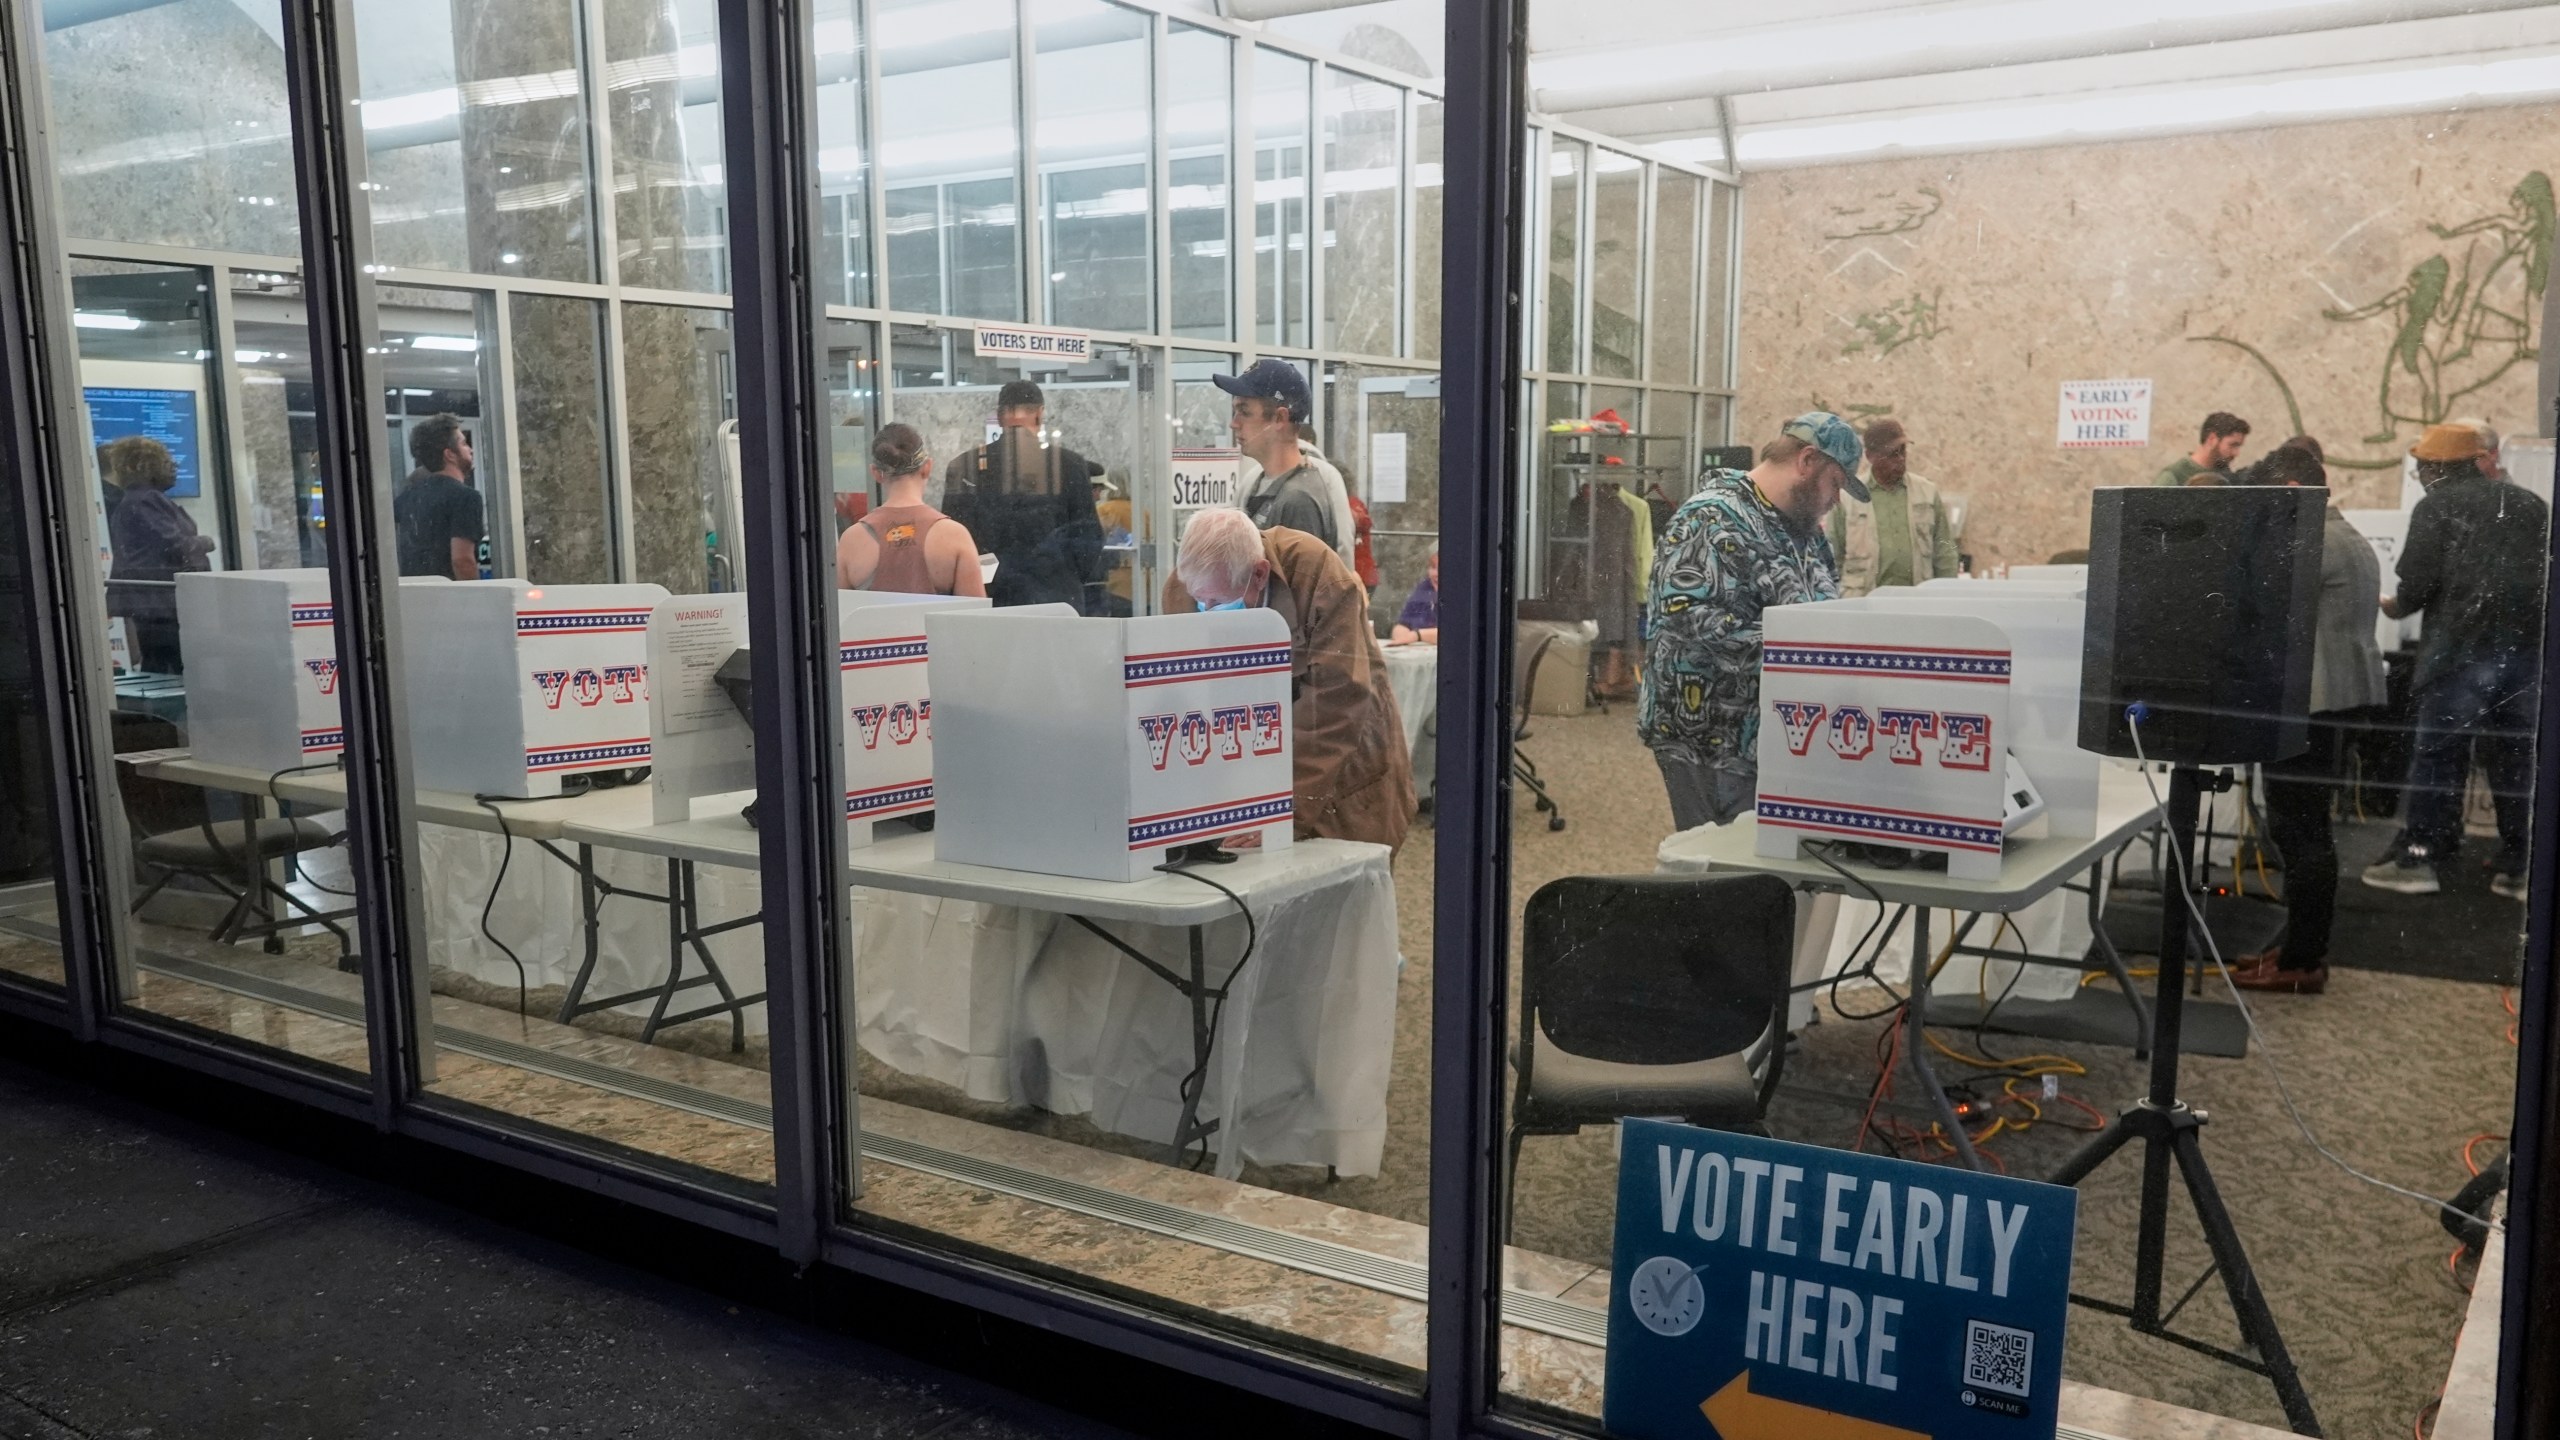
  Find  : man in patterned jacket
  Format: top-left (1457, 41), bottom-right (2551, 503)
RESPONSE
top-left (1639, 412), bottom-right (1864, 829)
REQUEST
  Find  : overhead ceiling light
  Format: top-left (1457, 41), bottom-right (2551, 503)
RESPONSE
top-left (1736, 50), bottom-right (2560, 166)
top-left (72, 312), bottom-right (145, 331)
top-left (234, 349), bottom-right (266, 363)
top-left (410, 335), bottom-right (479, 352)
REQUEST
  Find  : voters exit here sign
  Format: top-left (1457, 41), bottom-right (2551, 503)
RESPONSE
top-left (1603, 1120), bottom-right (2076, 1440)
top-left (2056, 378), bottom-right (2151, 449)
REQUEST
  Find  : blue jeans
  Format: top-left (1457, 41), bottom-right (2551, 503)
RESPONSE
top-left (2400, 652), bottom-right (2539, 862)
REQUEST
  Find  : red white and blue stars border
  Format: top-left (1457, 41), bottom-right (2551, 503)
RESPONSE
top-left (525, 738), bottom-right (651, 773)
top-left (298, 727), bottom-right (344, 754)
top-left (1762, 641), bottom-right (2010, 684)
top-left (840, 636), bottom-right (928, 671)
top-left (1124, 643), bottom-right (1292, 689)
top-left (846, 779), bottom-right (933, 818)
top-left (1126, 791), bottom-right (1293, 849)
top-left (1757, 794), bottom-right (2003, 854)
top-left (517, 609), bottom-right (654, 636)
top-left (289, 603), bottom-right (334, 628)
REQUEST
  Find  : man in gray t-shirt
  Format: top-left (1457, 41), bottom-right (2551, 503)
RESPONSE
top-left (1214, 359), bottom-right (1339, 555)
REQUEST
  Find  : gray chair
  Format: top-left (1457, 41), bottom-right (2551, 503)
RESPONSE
top-left (116, 710), bottom-right (350, 957)
top-left (1512, 630), bottom-right (1565, 831)
top-left (1505, 873), bottom-right (1795, 1238)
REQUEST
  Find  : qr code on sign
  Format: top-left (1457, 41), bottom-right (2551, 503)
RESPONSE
top-left (1964, 1319), bottom-right (2035, 1398)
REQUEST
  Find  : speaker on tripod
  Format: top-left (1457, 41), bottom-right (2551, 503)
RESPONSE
top-left (2065, 485), bottom-right (2327, 1436)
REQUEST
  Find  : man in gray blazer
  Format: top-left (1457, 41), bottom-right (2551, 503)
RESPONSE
top-left (2231, 441), bottom-right (2385, 994)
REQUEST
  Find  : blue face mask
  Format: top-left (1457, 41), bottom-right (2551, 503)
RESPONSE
top-left (1197, 596), bottom-right (1247, 612)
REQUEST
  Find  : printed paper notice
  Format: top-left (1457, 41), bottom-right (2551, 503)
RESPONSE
top-left (658, 603), bottom-right (747, 735)
top-left (1370, 432), bottom-right (1408, 503)
top-left (2056, 378), bottom-right (2152, 449)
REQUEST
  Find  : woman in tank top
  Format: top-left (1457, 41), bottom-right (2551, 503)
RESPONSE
top-left (836, 422), bottom-right (987, 596)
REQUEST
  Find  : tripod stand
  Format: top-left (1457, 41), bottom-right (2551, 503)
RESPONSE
top-left (2048, 764), bottom-right (2322, 1436)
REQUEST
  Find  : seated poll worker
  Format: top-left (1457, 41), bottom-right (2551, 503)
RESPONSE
top-left (1391, 550), bottom-right (1439, 643)
top-left (836, 423), bottom-right (986, 597)
top-left (1164, 507), bottom-right (1416, 851)
top-left (1640, 412), bottom-right (1861, 830)
top-left (2227, 442), bottom-right (2383, 994)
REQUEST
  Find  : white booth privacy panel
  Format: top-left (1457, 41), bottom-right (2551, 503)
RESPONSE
top-left (1755, 604), bottom-right (2013, 881)
top-left (177, 569), bottom-right (344, 772)
top-left (928, 608), bottom-right (1296, 882)
top-left (840, 592), bottom-right (990, 845)
top-left (403, 581), bottom-right (671, 797)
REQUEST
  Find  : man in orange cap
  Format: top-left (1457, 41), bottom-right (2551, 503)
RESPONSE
top-left (2362, 422), bottom-right (2548, 899)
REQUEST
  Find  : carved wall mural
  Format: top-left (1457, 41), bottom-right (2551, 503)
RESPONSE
top-left (1737, 107), bottom-right (2554, 566)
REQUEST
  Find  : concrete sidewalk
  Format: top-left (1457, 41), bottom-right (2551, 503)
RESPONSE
top-left (0, 1050), bottom-right (1144, 1440)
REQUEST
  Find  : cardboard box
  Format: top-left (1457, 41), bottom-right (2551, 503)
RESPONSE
top-left (928, 607), bottom-right (1295, 882)
top-left (403, 580), bottom-right (669, 797)
top-left (176, 568), bottom-right (344, 773)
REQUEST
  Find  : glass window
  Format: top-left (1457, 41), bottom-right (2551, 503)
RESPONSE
top-left (1167, 25), bottom-right (1233, 342)
top-left (1587, 151), bottom-right (1641, 379)
top-left (878, 0), bottom-right (1023, 322)
top-left (814, 0), bottom-right (875, 309)
top-left (352, 0), bottom-right (599, 283)
top-left (41, 1), bottom-right (303, 256)
top-left (1500, 8), bottom-right (2553, 1439)
top-left (37, 1), bottom-right (379, 1074)
top-left (620, 304), bottom-right (736, 593)
top-left (1036, 0), bottom-right (1153, 335)
top-left (1321, 68), bottom-right (1403, 357)
top-left (1411, 96), bottom-right (1443, 364)
top-left (1703, 180), bottom-right (1733, 390)
top-left (1253, 49), bottom-right (1312, 350)
top-left (603, 0), bottom-right (728, 293)
top-left (509, 294), bottom-right (616, 584)
top-left (1544, 136), bottom-right (1583, 374)
top-left (376, 283), bottom-right (500, 568)
top-left (1648, 168), bottom-right (1700, 386)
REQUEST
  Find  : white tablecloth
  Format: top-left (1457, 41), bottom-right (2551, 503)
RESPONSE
top-left (1383, 642), bottom-right (1437, 798)
top-left (851, 845), bottom-right (1402, 1180)
top-left (395, 822), bottom-right (1401, 1179)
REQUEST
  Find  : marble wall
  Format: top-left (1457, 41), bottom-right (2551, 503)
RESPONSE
top-left (1736, 106), bottom-right (2556, 568)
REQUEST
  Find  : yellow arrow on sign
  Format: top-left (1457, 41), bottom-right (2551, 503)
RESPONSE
top-left (1699, 1371), bottom-right (1930, 1440)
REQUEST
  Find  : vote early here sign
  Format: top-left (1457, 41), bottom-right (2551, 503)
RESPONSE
top-left (1603, 1120), bottom-right (2076, 1440)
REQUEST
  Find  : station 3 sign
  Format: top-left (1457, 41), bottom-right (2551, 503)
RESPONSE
top-left (1605, 1121), bottom-right (2076, 1440)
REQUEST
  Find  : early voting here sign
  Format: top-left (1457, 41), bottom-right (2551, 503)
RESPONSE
top-left (1604, 1121), bottom-right (2075, 1440)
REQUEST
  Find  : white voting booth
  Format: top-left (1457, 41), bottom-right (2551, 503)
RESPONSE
top-left (839, 592), bottom-right (990, 842)
top-left (928, 607), bottom-right (1296, 881)
top-left (1752, 589), bottom-right (2104, 1015)
top-left (644, 591), bottom-right (993, 839)
top-left (402, 581), bottom-right (668, 797)
top-left (176, 569), bottom-right (344, 770)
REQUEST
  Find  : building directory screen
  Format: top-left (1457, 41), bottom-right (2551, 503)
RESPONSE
top-left (86, 386), bottom-right (202, 498)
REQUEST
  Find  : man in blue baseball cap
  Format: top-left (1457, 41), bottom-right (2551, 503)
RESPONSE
top-left (1640, 411), bottom-right (1863, 830)
top-left (1214, 358), bottom-right (1342, 555)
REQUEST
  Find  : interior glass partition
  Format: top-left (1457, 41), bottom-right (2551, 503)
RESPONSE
top-left (1544, 136), bottom-right (1583, 375)
top-left (1167, 25), bottom-right (1234, 342)
top-left (1321, 66), bottom-right (1403, 358)
top-left (1253, 49), bottom-right (1313, 350)
top-left (878, 0), bottom-right (1024, 323)
top-left (1649, 168), bottom-right (1700, 387)
top-left (1035, 0), bottom-right (1153, 336)
top-left (1587, 150), bottom-right (1641, 380)
top-left (603, 0), bottom-right (729, 294)
top-left (814, 0), bottom-right (876, 309)
top-left (350, 0), bottom-right (598, 283)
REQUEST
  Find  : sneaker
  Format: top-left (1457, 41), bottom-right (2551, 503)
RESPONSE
top-left (2361, 845), bottom-right (2442, 895)
top-left (2232, 961), bottom-right (2328, 994)
top-left (2491, 871), bottom-right (2528, 901)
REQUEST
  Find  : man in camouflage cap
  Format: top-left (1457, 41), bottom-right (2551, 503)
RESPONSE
top-left (1640, 412), bottom-right (1862, 829)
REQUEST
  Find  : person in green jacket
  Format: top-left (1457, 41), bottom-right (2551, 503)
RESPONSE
top-left (2154, 411), bottom-right (2249, 486)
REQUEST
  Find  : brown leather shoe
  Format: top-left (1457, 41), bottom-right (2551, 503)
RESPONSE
top-left (2225, 946), bottom-right (2281, 979)
top-left (2232, 961), bottom-right (2327, 994)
